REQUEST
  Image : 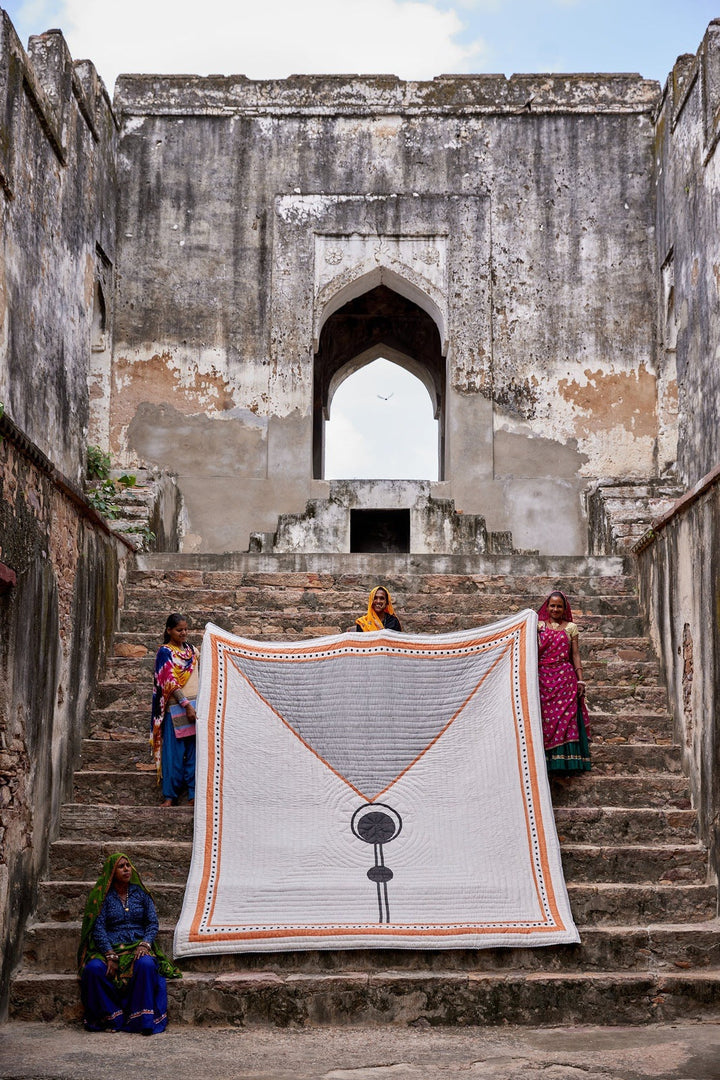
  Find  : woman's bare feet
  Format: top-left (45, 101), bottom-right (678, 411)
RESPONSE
top-left (160, 798), bottom-right (174, 807)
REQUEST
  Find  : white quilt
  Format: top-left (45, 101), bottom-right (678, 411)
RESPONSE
top-left (174, 611), bottom-right (579, 955)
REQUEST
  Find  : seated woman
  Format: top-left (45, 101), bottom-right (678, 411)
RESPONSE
top-left (78, 852), bottom-right (181, 1034)
top-left (537, 590), bottom-right (591, 773)
top-left (151, 612), bottom-right (199, 807)
top-left (353, 586), bottom-right (402, 632)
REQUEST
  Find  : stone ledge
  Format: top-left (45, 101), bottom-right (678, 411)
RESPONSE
top-left (114, 73), bottom-right (660, 118)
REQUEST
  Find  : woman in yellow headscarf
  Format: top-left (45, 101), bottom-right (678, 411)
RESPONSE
top-left (354, 586), bottom-right (402, 632)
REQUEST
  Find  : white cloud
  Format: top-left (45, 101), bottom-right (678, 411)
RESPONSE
top-left (31, 0), bottom-right (487, 92)
top-left (325, 359), bottom-right (439, 480)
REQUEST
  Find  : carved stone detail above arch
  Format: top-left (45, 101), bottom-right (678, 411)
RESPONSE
top-left (314, 249), bottom-right (448, 354)
top-left (270, 193), bottom-right (491, 413)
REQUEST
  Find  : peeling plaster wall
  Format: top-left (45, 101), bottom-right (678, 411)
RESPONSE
top-left (655, 22), bottom-right (720, 485)
top-left (112, 74), bottom-right (660, 554)
top-left (0, 14), bottom-right (117, 482)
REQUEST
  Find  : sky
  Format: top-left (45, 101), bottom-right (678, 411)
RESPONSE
top-left (5, 0), bottom-right (718, 479)
top-left (5, 0), bottom-right (718, 91)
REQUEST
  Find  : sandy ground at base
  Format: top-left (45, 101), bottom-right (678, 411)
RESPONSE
top-left (1, 1021), bottom-right (720, 1080)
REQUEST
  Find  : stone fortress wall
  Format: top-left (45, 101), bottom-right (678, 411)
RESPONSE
top-left (3, 4), bottom-right (720, 1014)
top-left (0, 13), bottom-right (132, 1015)
top-left (636, 20), bottom-right (720, 894)
top-left (111, 70), bottom-right (660, 555)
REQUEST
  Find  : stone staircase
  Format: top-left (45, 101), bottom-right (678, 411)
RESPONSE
top-left (9, 553), bottom-right (720, 1026)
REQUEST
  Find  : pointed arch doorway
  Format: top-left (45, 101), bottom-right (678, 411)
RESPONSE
top-left (313, 284), bottom-right (446, 480)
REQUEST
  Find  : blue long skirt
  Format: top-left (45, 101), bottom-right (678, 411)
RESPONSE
top-left (81, 955), bottom-right (168, 1033)
top-left (161, 713), bottom-right (196, 801)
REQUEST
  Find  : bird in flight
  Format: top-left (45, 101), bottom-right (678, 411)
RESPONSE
top-left (377, 392), bottom-right (394, 401)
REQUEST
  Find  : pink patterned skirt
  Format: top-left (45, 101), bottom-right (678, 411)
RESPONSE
top-left (538, 627), bottom-right (591, 773)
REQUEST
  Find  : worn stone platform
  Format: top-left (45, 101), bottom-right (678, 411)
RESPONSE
top-left (8, 553), bottom-right (720, 1027)
top-left (2, 1021), bottom-right (720, 1080)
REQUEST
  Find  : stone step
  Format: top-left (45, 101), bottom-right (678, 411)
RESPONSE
top-left (89, 667), bottom-right (666, 709)
top-left (87, 702), bottom-right (674, 744)
top-left (590, 713), bottom-right (674, 744)
top-left (553, 808), bottom-right (697, 844)
top-left (106, 633), bottom-right (658, 664)
top-left (71, 769), bottom-right (689, 809)
top-left (549, 775), bottom-right (690, 808)
top-left (19, 921), bottom-right (720, 976)
top-left (94, 655), bottom-right (663, 694)
top-left (10, 968), bottom-right (720, 1027)
top-left (116, 611), bottom-right (647, 638)
top-left (74, 737), bottom-right (681, 777)
top-left (55, 803), bottom-right (699, 846)
top-left (129, 561), bottom-right (632, 593)
top-left (120, 588), bottom-right (640, 618)
top-left (34, 879), bottom-right (718, 927)
top-left (46, 836), bottom-right (706, 886)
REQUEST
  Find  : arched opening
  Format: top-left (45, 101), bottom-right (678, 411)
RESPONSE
top-left (325, 356), bottom-right (439, 479)
top-left (313, 284), bottom-right (445, 479)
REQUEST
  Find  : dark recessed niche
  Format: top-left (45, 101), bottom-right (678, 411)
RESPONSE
top-left (350, 509), bottom-right (410, 553)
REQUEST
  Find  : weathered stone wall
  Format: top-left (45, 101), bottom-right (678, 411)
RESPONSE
top-left (0, 418), bottom-right (130, 1018)
top-left (111, 74), bottom-right (660, 554)
top-left (654, 21), bottom-right (720, 486)
top-left (635, 476), bottom-right (720, 888)
top-left (0, 12), bottom-right (117, 482)
top-left (0, 15), bottom-right (127, 1017)
top-left (634, 21), bottom-right (720, 890)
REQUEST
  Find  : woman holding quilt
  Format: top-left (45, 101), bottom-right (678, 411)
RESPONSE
top-left (537, 590), bottom-right (591, 774)
top-left (151, 612), bottom-right (199, 806)
top-left (353, 586), bottom-right (403, 633)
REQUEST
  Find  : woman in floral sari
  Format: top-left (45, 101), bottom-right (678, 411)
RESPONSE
top-left (537, 590), bottom-right (591, 773)
top-left (151, 612), bottom-right (199, 806)
top-left (78, 852), bottom-right (181, 1033)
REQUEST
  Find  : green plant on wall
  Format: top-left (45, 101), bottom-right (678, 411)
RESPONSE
top-left (85, 448), bottom-right (141, 519)
top-left (87, 478), bottom-right (121, 519)
top-left (123, 523), bottom-right (156, 550)
top-left (86, 444), bottom-right (111, 481)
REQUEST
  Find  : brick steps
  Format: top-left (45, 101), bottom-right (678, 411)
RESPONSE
top-left (9, 554), bottom-right (719, 1028)
top-left (10, 969), bottom-right (720, 1027)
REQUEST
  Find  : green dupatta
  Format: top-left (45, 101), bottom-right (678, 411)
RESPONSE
top-left (77, 852), bottom-right (182, 982)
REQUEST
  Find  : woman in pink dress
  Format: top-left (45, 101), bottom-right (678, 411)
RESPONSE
top-left (537, 591), bottom-right (591, 773)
